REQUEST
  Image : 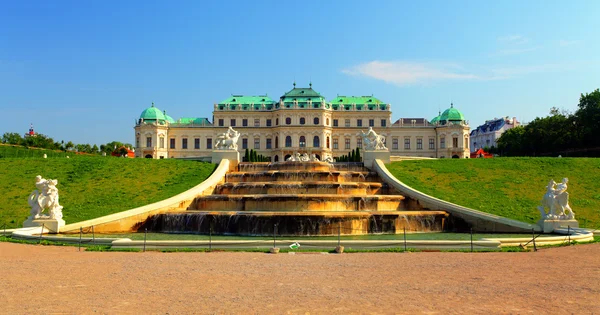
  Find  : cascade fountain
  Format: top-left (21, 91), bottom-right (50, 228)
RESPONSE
top-left (144, 161), bottom-right (449, 236)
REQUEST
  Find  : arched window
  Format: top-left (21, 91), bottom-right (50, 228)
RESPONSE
top-left (326, 118), bottom-right (329, 125)
top-left (276, 118), bottom-right (279, 125)
top-left (285, 136), bottom-right (292, 147)
top-left (299, 136), bottom-right (306, 147)
top-left (286, 117), bottom-right (291, 125)
top-left (274, 155), bottom-right (279, 162)
top-left (314, 117), bottom-right (319, 125)
top-left (300, 117), bottom-right (305, 125)
top-left (326, 137), bottom-right (330, 149)
top-left (313, 136), bottom-right (320, 148)
top-left (275, 136), bottom-right (279, 149)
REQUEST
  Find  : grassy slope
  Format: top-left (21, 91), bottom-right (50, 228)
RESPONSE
top-left (0, 156), bottom-right (216, 226)
top-left (386, 158), bottom-right (600, 228)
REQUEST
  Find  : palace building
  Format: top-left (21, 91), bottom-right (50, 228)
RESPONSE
top-left (134, 84), bottom-right (470, 160)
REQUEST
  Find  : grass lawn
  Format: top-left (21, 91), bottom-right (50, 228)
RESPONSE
top-left (386, 157), bottom-right (600, 228)
top-left (0, 156), bottom-right (216, 226)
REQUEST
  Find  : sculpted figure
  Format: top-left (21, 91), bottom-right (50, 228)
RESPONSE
top-left (300, 153), bottom-right (310, 162)
top-left (323, 156), bottom-right (334, 163)
top-left (538, 178), bottom-right (575, 220)
top-left (215, 127), bottom-right (240, 150)
top-left (360, 127), bottom-right (387, 150)
top-left (27, 175), bottom-right (64, 220)
top-left (310, 154), bottom-right (320, 162)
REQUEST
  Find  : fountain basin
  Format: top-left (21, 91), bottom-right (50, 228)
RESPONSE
top-left (225, 171), bottom-right (379, 183)
top-left (192, 194), bottom-right (407, 212)
top-left (143, 211), bottom-right (449, 236)
top-left (215, 181), bottom-right (394, 195)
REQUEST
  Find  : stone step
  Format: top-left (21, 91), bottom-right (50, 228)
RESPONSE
top-left (215, 181), bottom-right (396, 195)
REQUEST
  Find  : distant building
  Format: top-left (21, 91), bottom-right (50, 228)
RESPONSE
top-left (25, 123), bottom-right (36, 137)
top-left (134, 84), bottom-right (471, 160)
top-left (469, 117), bottom-right (519, 152)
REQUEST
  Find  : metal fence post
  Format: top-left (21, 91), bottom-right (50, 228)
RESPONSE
top-left (143, 228), bottom-right (147, 252)
top-left (470, 228), bottom-right (473, 252)
top-left (209, 224), bottom-right (212, 251)
top-left (92, 225), bottom-right (95, 245)
top-left (532, 229), bottom-right (537, 252)
top-left (403, 227), bottom-right (407, 252)
top-left (39, 224), bottom-right (45, 244)
top-left (79, 227), bottom-right (82, 251)
top-left (273, 223), bottom-right (277, 248)
top-left (568, 226), bottom-right (571, 245)
top-left (338, 222), bottom-right (341, 247)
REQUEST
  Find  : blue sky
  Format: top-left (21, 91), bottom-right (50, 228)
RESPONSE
top-left (1, 0), bottom-right (599, 145)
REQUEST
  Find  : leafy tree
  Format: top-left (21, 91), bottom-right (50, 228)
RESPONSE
top-left (244, 148), bottom-right (250, 162)
top-left (355, 147), bottom-right (361, 162)
top-left (2, 132), bottom-right (23, 145)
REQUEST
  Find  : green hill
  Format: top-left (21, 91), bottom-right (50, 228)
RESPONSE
top-left (386, 158), bottom-right (600, 228)
top-left (0, 156), bottom-right (217, 227)
top-left (0, 144), bottom-right (73, 158)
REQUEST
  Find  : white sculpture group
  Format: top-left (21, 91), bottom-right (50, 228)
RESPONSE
top-left (28, 175), bottom-right (63, 221)
top-left (538, 178), bottom-right (575, 220)
top-left (286, 152), bottom-right (320, 162)
top-left (215, 126), bottom-right (241, 150)
top-left (360, 127), bottom-right (387, 150)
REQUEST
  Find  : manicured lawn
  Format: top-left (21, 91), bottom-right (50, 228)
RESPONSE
top-left (0, 156), bottom-right (216, 226)
top-left (386, 158), bottom-right (600, 228)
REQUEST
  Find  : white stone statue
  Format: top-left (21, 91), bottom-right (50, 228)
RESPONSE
top-left (538, 178), bottom-right (575, 220)
top-left (300, 153), bottom-right (310, 162)
top-left (286, 152), bottom-right (301, 162)
top-left (323, 156), bottom-right (334, 163)
top-left (27, 175), bottom-right (63, 220)
top-left (360, 127), bottom-right (387, 150)
top-left (214, 126), bottom-right (241, 150)
top-left (310, 154), bottom-right (320, 162)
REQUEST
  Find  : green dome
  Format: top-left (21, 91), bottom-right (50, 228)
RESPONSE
top-left (430, 111), bottom-right (441, 124)
top-left (163, 110), bottom-right (175, 123)
top-left (440, 103), bottom-right (465, 122)
top-left (140, 103), bottom-right (166, 122)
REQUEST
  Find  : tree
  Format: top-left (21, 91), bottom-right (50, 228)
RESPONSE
top-left (2, 132), bottom-right (23, 145)
top-left (244, 148), bottom-right (250, 162)
top-left (575, 89), bottom-right (600, 148)
top-left (355, 147), bottom-right (361, 162)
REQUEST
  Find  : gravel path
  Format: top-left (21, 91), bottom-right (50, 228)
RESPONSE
top-left (1, 242), bottom-right (599, 314)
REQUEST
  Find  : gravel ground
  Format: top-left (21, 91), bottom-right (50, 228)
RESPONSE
top-left (1, 242), bottom-right (599, 314)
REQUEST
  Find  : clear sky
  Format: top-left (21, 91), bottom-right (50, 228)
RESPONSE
top-left (1, 0), bottom-right (599, 146)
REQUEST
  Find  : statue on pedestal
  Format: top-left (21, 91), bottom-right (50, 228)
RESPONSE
top-left (215, 127), bottom-right (241, 150)
top-left (538, 178), bottom-right (575, 220)
top-left (28, 175), bottom-right (63, 221)
top-left (360, 127), bottom-right (387, 150)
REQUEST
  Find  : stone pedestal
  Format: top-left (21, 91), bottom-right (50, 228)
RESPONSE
top-left (363, 150), bottom-right (391, 169)
top-left (537, 219), bottom-right (579, 233)
top-left (23, 218), bottom-right (65, 233)
top-left (211, 150), bottom-right (240, 170)
top-left (269, 247), bottom-right (280, 254)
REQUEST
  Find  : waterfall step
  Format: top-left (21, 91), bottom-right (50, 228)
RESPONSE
top-left (215, 181), bottom-right (394, 195)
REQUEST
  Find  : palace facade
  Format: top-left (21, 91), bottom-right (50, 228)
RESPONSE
top-left (134, 84), bottom-right (470, 160)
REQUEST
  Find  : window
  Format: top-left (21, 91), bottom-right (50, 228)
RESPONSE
top-left (429, 138), bottom-right (435, 150)
top-left (417, 138), bottom-right (423, 150)
top-left (404, 138), bottom-right (410, 150)
top-left (333, 119), bottom-right (338, 127)
top-left (440, 138), bottom-right (446, 149)
top-left (333, 138), bottom-right (339, 149)
top-left (369, 119), bottom-right (374, 127)
top-left (146, 137), bottom-right (152, 148)
top-left (242, 119), bottom-right (248, 127)
top-left (254, 138), bottom-right (260, 149)
top-left (276, 118), bottom-right (279, 126)
top-left (275, 136), bottom-right (279, 148)
top-left (381, 119), bottom-right (386, 127)
top-left (218, 119), bottom-right (224, 127)
top-left (392, 139), bottom-right (399, 150)
top-left (299, 136), bottom-right (306, 147)
top-left (230, 119), bottom-right (236, 127)
top-left (182, 138), bottom-right (188, 149)
top-left (159, 137), bottom-right (165, 149)
top-left (357, 138), bottom-right (362, 149)
top-left (194, 138), bottom-right (200, 149)
top-left (300, 117), bottom-right (305, 125)
top-left (314, 117), bottom-right (319, 125)
top-left (345, 138), bottom-right (350, 149)
top-left (465, 136), bottom-right (469, 149)
top-left (326, 118), bottom-right (329, 125)
top-left (285, 136), bottom-right (292, 147)
top-left (266, 138), bottom-right (272, 149)
top-left (254, 119), bottom-right (260, 127)
top-left (453, 138), bottom-right (458, 148)
top-left (313, 136), bottom-right (320, 147)
top-left (242, 138), bottom-right (248, 149)
top-left (345, 119), bottom-right (350, 127)
top-left (136, 137), bottom-right (140, 148)
top-left (286, 117), bottom-right (291, 125)
top-left (327, 137), bottom-right (330, 149)
top-left (357, 119), bottom-right (362, 127)
top-left (266, 119), bottom-right (272, 127)
top-left (207, 138), bottom-right (212, 149)
top-left (170, 138), bottom-right (176, 149)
